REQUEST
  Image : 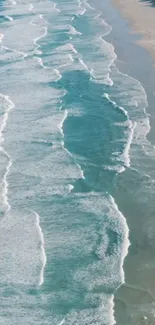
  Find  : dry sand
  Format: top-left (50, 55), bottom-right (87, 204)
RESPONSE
top-left (112, 0), bottom-right (155, 63)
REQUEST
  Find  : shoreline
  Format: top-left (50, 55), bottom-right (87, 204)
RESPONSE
top-left (112, 0), bottom-right (155, 64)
top-left (107, 1), bottom-right (155, 324)
top-left (89, 0), bottom-right (155, 324)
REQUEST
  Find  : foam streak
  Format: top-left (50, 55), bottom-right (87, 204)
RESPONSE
top-left (0, 94), bottom-right (14, 213)
top-left (34, 211), bottom-right (47, 286)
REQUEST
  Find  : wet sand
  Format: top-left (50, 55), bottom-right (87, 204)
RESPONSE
top-left (112, 0), bottom-right (155, 63)
top-left (108, 1), bottom-right (155, 324)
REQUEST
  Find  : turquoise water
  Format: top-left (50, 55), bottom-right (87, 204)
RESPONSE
top-left (0, 0), bottom-right (154, 324)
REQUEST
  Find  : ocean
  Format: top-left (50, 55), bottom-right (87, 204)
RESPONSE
top-left (0, 0), bottom-right (155, 324)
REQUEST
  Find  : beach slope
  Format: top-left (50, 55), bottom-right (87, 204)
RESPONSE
top-left (112, 0), bottom-right (155, 62)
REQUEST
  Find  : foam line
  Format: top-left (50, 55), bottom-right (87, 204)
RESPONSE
top-left (33, 26), bottom-right (48, 55)
top-left (61, 140), bottom-right (85, 180)
top-left (109, 195), bottom-right (130, 283)
top-left (0, 95), bottom-right (14, 145)
top-left (29, 4), bottom-right (34, 12)
top-left (68, 43), bottom-right (78, 54)
top-left (68, 25), bottom-right (82, 35)
top-left (103, 93), bottom-right (129, 118)
top-left (57, 318), bottom-right (65, 325)
top-left (2, 45), bottom-right (28, 58)
top-left (35, 56), bottom-right (45, 68)
top-left (59, 109), bottom-right (68, 137)
top-left (33, 211), bottom-right (47, 286)
top-left (54, 68), bottom-right (62, 81)
top-left (5, 15), bottom-right (14, 21)
top-left (122, 121), bottom-right (137, 169)
top-left (0, 34), bottom-right (4, 43)
top-left (59, 110), bottom-right (85, 180)
top-left (103, 92), bottom-right (136, 170)
top-left (0, 94), bottom-right (14, 213)
top-left (0, 148), bottom-right (12, 212)
top-left (53, 2), bottom-right (61, 13)
top-left (67, 184), bottom-right (74, 195)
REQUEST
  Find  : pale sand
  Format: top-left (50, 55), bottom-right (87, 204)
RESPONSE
top-left (112, 0), bottom-right (155, 63)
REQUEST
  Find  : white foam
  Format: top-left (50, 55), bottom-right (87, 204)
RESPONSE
top-left (29, 4), bottom-right (34, 12)
top-left (35, 56), bottom-right (45, 68)
top-left (62, 143), bottom-right (85, 180)
top-left (54, 68), bottom-right (62, 81)
top-left (68, 25), bottom-right (82, 36)
top-left (0, 209), bottom-right (46, 286)
top-left (67, 184), bottom-right (74, 195)
top-left (33, 26), bottom-right (47, 54)
top-left (109, 195), bottom-right (130, 283)
top-left (59, 109), bottom-right (68, 137)
top-left (94, 10), bottom-right (102, 20)
top-left (65, 1), bottom-right (114, 83)
top-left (110, 65), bottom-right (154, 169)
top-left (30, 20), bottom-right (37, 27)
top-left (103, 93), bottom-right (129, 118)
top-left (121, 121), bottom-right (136, 168)
top-left (53, 1), bottom-right (61, 13)
top-left (68, 43), bottom-right (78, 54)
top-left (5, 15), bottom-right (14, 21)
top-left (75, 36), bottom-right (115, 85)
top-left (7, 0), bottom-right (16, 5)
top-left (77, 8), bottom-right (86, 16)
top-left (58, 109), bottom-right (85, 180)
top-left (0, 94), bottom-right (14, 213)
top-left (33, 211), bottom-right (47, 286)
top-left (77, 0), bottom-right (86, 15)
top-left (68, 53), bottom-right (74, 62)
top-left (79, 58), bottom-right (89, 71)
top-left (0, 94), bottom-right (14, 144)
top-left (0, 34), bottom-right (4, 43)
top-left (83, 0), bottom-right (95, 11)
top-left (1, 16), bottom-right (44, 54)
top-left (0, 148), bottom-right (12, 213)
top-left (103, 92), bottom-right (135, 170)
top-left (57, 318), bottom-right (65, 325)
top-left (2, 45), bottom-right (27, 58)
top-left (4, 0), bottom-right (16, 6)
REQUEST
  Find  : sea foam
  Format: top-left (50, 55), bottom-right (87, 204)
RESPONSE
top-left (34, 210), bottom-right (47, 286)
top-left (0, 94), bottom-right (14, 213)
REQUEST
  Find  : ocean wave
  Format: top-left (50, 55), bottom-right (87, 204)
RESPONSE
top-left (55, 191), bottom-right (129, 325)
top-left (0, 209), bottom-right (46, 286)
top-left (110, 64), bottom-right (154, 170)
top-left (67, 4), bottom-right (114, 85)
top-left (72, 0), bottom-right (152, 173)
top-left (0, 0), bottom-right (152, 324)
top-left (103, 92), bottom-right (136, 170)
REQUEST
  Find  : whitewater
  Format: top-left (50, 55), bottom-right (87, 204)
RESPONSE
top-left (0, 0), bottom-right (154, 324)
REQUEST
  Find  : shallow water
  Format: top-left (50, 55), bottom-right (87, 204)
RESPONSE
top-left (0, 0), bottom-right (154, 324)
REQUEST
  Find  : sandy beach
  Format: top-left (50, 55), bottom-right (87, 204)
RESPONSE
top-left (112, 0), bottom-right (155, 63)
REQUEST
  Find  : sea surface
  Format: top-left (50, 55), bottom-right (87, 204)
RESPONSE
top-left (0, 0), bottom-right (155, 324)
